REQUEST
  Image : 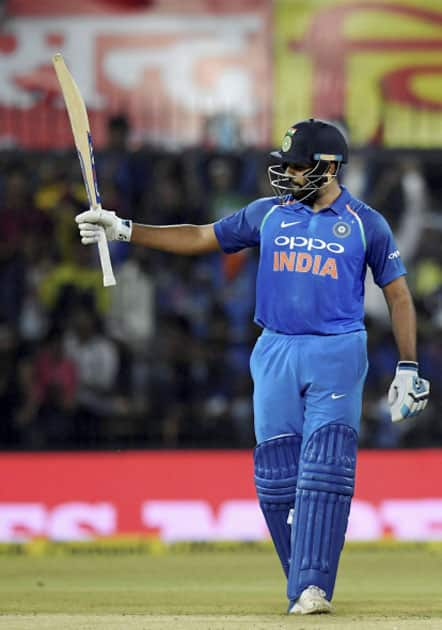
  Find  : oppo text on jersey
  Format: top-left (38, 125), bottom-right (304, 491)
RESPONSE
top-left (274, 235), bottom-right (345, 254)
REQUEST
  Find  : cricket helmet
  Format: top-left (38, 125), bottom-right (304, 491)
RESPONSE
top-left (268, 118), bottom-right (348, 203)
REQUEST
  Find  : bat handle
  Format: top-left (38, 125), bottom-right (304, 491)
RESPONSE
top-left (97, 228), bottom-right (116, 287)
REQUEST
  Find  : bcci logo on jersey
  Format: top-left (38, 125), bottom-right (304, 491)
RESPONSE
top-left (333, 221), bottom-right (351, 238)
top-left (273, 236), bottom-right (344, 280)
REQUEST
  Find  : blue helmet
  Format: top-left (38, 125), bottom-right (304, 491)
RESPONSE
top-left (270, 118), bottom-right (348, 165)
top-left (268, 119), bottom-right (348, 203)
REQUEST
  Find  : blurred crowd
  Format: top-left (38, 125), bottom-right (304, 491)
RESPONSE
top-left (0, 115), bottom-right (440, 451)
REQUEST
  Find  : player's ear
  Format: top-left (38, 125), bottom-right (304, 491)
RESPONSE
top-left (323, 162), bottom-right (338, 185)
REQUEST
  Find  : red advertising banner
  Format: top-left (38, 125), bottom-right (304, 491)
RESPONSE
top-left (0, 0), bottom-right (271, 149)
top-left (0, 449), bottom-right (441, 542)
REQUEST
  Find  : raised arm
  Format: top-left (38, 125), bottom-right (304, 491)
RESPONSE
top-left (131, 222), bottom-right (220, 255)
top-left (75, 208), bottom-right (221, 255)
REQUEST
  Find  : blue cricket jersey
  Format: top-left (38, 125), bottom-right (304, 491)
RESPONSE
top-left (214, 186), bottom-right (406, 335)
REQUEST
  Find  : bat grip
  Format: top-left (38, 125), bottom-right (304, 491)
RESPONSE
top-left (97, 228), bottom-right (116, 287)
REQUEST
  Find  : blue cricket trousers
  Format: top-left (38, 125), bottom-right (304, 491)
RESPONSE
top-left (250, 329), bottom-right (368, 444)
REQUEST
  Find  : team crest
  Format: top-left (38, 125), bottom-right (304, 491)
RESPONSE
top-left (282, 127), bottom-right (297, 152)
top-left (333, 221), bottom-right (351, 238)
top-left (282, 135), bottom-right (292, 152)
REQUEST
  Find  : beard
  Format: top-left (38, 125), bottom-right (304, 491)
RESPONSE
top-left (290, 184), bottom-right (321, 206)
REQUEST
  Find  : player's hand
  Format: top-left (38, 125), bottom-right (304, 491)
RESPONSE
top-left (75, 207), bottom-right (132, 244)
top-left (388, 361), bottom-right (430, 422)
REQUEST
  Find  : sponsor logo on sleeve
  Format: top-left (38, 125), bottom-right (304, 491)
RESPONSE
top-left (388, 249), bottom-right (401, 260)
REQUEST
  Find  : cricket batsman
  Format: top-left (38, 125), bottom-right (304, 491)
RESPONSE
top-left (75, 119), bottom-right (430, 614)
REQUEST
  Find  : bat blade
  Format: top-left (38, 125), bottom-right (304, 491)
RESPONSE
top-left (52, 53), bottom-right (116, 287)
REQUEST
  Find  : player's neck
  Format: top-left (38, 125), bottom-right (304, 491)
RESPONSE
top-left (311, 181), bottom-right (341, 213)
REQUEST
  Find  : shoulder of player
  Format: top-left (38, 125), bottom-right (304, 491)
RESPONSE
top-left (343, 196), bottom-right (394, 255)
top-left (240, 196), bottom-right (282, 225)
top-left (343, 196), bottom-right (388, 228)
top-left (244, 195), bottom-right (281, 212)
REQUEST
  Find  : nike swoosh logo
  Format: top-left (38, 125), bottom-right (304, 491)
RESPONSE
top-left (281, 221), bottom-right (302, 228)
top-left (331, 393), bottom-right (346, 400)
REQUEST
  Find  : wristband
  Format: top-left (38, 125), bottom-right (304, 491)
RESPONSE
top-left (397, 361), bottom-right (418, 371)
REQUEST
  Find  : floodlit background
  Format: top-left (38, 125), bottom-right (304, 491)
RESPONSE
top-left (0, 0), bottom-right (440, 543)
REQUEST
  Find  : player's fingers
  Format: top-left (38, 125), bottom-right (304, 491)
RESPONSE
top-left (390, 401), bottom-right (404, 422)
top-left (78, 222), bottom-right (101, 232)
top-left (402, 397), bottom-right (414, 417)
top-left (391, 411), bottom-right (404, 423)
top-left (80, 228), bottom-right (102, 238)
top-left (408, 402), bottom-right (419, 417)
top-left (418, 379), bottom-right (430, 401)
top-left (81, 235), bottom-right (101, 245)
top-left (75, 210), bottom-right (101, 224)
top-left (387, 383), bottom-right (398, 405)
top-left (402, 406), bottom-right (411, 419)
top-left (416, 399), bottom-right (427, 414)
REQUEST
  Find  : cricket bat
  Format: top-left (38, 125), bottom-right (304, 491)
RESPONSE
top-left (52, 53), bottom-right (116, 287)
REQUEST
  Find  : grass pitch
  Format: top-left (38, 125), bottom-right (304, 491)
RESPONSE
top-left (0, 543), bottom-right (441, 629)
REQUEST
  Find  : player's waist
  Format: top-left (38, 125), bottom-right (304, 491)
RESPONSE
top-left (260, 326), bottom-right (366, 338)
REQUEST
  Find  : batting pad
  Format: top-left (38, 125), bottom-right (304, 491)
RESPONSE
top-left (254, 434), bottom-right (301, 576)
top-left (287, 424), bottom-right (358, 602)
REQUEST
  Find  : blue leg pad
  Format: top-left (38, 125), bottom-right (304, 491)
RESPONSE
top-left (287, 424), bottom-right (358, 602)
top-left (254, 434), bottom-right (301, 577)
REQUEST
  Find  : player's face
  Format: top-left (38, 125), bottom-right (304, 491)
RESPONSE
top-left (284, 163), bottom-right (314, 196)
top-left (285, 163), bottom-right (312, 180)
top-left (268, 158), bottom-right (338, 205)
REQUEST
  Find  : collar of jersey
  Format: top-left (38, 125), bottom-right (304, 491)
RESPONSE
top-left (281, 186), bottom-right (352, 215)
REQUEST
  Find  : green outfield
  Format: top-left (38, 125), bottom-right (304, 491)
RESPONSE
top-left (0, 543), bottom-right (441, 629)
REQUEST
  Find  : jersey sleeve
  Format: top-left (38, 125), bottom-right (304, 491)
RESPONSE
top-left (213, 198), bottom-right (270, 253)
top-left (364, 209), bottom-right (407, 287)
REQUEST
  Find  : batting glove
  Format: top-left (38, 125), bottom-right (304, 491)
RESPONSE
top-left (76, 208), bottom-right (132, 244)
top-left (388, 361), bottom-right (430, 423)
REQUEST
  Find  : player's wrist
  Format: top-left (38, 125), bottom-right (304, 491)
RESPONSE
top-left (115, 217), bottom-right (133, 242)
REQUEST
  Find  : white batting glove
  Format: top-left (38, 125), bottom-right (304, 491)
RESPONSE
top-left (75, 208), bottom-right (132, 244)
top-left (388, 361), bottom-right (430, 423)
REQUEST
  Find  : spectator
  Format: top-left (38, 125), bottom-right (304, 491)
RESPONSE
top-left (16, 327), bottom-right (77, 448)
top-left (65, 305), bottom-right (120, 445)
top-left (38, 241), bottom-right (110, 318)
top-left (149, 314), bottom-right (196, 446)
top-left (206, 156), bottom-right (248, 222)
